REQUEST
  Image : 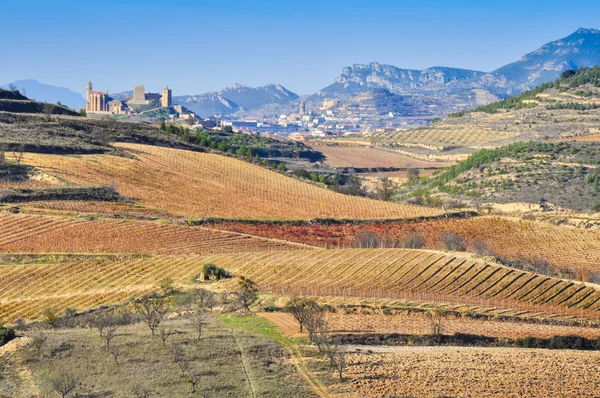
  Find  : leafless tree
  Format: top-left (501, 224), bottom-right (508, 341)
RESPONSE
top-left (132, 384), bottom-right (152, 398)
top-left (134, 296), bottom-right (169, 336)
top-left (186, 365), bottom-right (203, 393)
top-left (158, 327), bottom-right (174, 346)
top-left (31, 332), bottom-right (48, 357)
top-left (103, 324), bottom-right (117, 349)
top-left (402, 232), bottom-right (426, 249)
top-left (170, 343), bottom-right (192, 376)
top-left (322, 337), bottom-right (347, 381)
top-left (191, 312), bottom-right (207, 340)
top-left (12, 144), bottom-right (24, 165)
top-left (47, 369), bottom-right (78, 398)
top-left (427, 310), bottom-right (444, 344)
top-left (305, 310), bottom-right (328, 353)
top-left (441, 232), bottom-right (466, 251)
top-left (108, 345), bottom-right (121, 365)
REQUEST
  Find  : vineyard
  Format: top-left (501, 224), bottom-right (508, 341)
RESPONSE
top-left (212, 249), bottom-right (600, 317)
top-left (369, 125), bottom-right (517, 148)
top-left (215, 216), bottom-right (600, 273)
top-left (15, 143), bottom-right (444, 220)
top-left (3, 249), bottom-right (600, 323)
top-left (0, 213), bottom-right (302, 254)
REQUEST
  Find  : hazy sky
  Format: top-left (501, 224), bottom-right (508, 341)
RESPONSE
top-left (2, 0), bottom-right (600, 96)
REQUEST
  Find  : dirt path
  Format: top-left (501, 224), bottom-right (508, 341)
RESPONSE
top-left (256, 313), bottom-right (334, 398)
top-left (230, 329), bottom-right (256, 398)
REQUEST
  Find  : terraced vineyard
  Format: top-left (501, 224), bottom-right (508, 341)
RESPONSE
top-left (369, 126), bottom-right (517, 148)
top-left (15, 143), bottom-right (444, 220)
top-left (217, 217), bottom-right (600, 273)
top-left (3, 249), bottom-right (599, 323)
top-left (0, 213), bottom-right (302, 254)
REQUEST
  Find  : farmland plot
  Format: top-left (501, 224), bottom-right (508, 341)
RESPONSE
top-left (0, 213), bottom-right (301, 254)
top-left (16, 143), bottom-right (445, 220)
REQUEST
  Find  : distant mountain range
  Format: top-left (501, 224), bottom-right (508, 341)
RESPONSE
top-left (7, 28), bottom-right (600, 119)
top-left (173, 83), bottom-right (299, 117)
top-left (0, 79), bottom-right (86, 110)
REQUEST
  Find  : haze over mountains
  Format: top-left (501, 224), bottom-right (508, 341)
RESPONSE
top-left (4, 28), bottom-right (600, 119)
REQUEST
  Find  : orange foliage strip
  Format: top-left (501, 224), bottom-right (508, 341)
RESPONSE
top-left (0, 214), bottom-right (300, 254)
top-left (215, 217), bottom-right (600, 273)
top-left (19, 143), bottom-right (444, 220)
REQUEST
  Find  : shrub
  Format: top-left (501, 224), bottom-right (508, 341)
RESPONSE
top-left (402, 232), bottom-right (426, 249)
top-left (0, 323), bottom-right (16, 346)
top-left (441, 232), bottom-right (467, 251)
top-left (203, 263), bottom-right (231, 281)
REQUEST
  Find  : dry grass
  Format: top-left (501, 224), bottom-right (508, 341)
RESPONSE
top-left (17, 143), bottom-right (444, 220)
top-left (346, 346), bottom-right (600, 398)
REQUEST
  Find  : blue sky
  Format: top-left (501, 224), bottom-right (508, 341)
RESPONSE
top-left (2, 0), bottom-right (600, 95)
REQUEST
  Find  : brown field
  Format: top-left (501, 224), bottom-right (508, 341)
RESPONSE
top-left (346, 346), bottom-right (600, 398)
top-left (0, 213), bottom-right (302, 254)
top-left (217, 216), bottom-right (600, 273)
top-left (16, 143), bottom-right (444, 220)
top-left (550, 134), bottom-right (600, 142)
top-left (369, 126), bottom-right (517, 147)
top-left (309, 144), bottom-right (450, 169)
top-left (260, 312), bottom-right (600, 339)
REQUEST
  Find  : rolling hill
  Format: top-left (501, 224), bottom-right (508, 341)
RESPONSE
top-left (15, 143), bottom-right (445, 220)
top-left (0, 80), bottom-right (86, 110)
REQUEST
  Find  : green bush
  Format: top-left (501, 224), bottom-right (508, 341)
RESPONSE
top-left (0, 323), bottom-right (16, 346)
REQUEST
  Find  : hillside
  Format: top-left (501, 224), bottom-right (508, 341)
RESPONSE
top-left (15, 143), bottom-right (445, 220)
top-left (2, 249), bottom-right (596, 322)
top-left (0, 89), bottom-right (79, 116)
top-left (0, 80), bottom-right (86, 110)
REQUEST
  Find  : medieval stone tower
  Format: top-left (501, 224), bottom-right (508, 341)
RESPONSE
top-left (161, 87), bottom-right (172, 108)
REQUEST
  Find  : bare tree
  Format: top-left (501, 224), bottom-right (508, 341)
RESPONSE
top-left (191, 312), bottom-right (207, 340)
top-left (441, 232), bottom-right (466, 251)
top-left (170, 343), bottom-right (191, 376)
top-left (427, 310), bottom-right (444, 344)
top-left (133, 296), bottom-right (169, 336)
top-left (186, 365), bottom-right (202, 393)
top-left (158, 327), bottom-right (174, 346)
top-left (322, 338), bottom-right (347, 381)
top-left (285, 297), bottom-right (321, 332)
top-left (47, 369), bottom-right (78, 398)
top-left (132, 384), bottom-right (152, 398)
top-left (31, 332), bottom-right (48, 357)
top-left (12, 143), bottom-right (25, 164)
top-left (402, 232), bottom-right (426, 249)
top-left (108, 345), bottom-right (121, 365)
top-left (305, 310), bottom-right (328, 353)
top-left (103, 324), bottom-right (117, 349)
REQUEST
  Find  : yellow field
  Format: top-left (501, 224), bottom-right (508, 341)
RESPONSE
top-left (3, 249), bottom-right (598, 322)
top-left (369, 126), bottom-right (517, 147)
top-left (17, 143), bottom-right (444, 220)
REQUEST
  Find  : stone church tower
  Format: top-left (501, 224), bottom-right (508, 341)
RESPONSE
top-left (161, 87), bottom-right (172, 108)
